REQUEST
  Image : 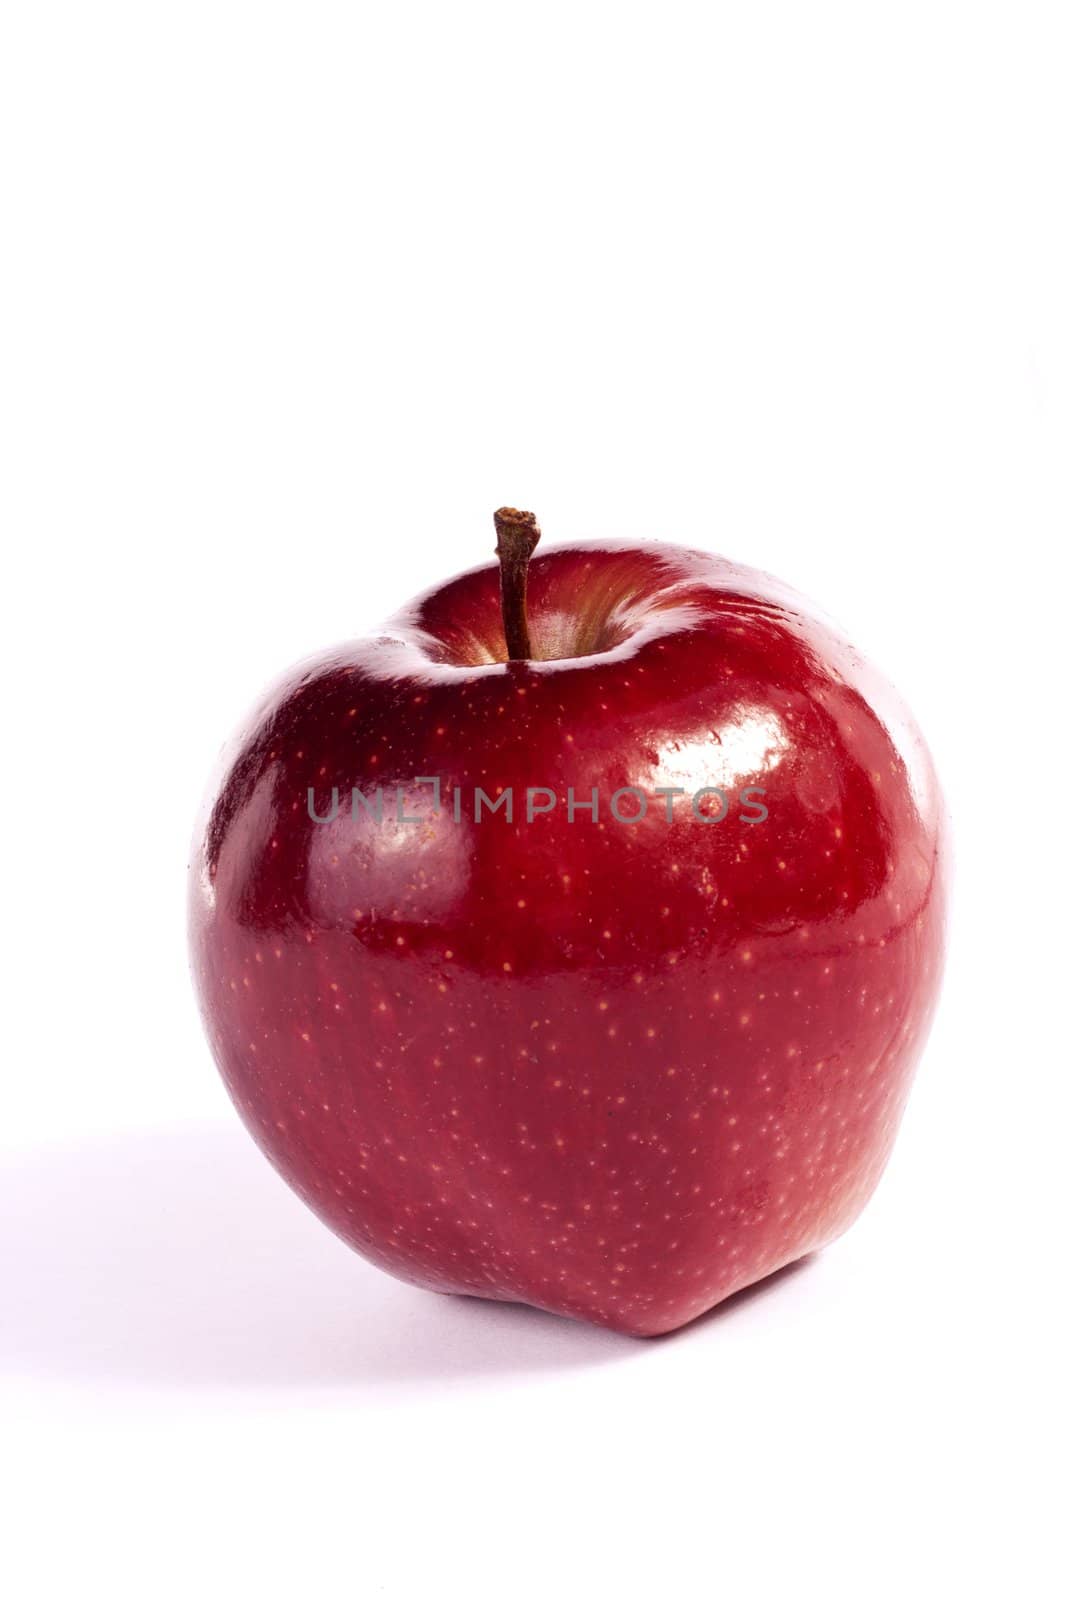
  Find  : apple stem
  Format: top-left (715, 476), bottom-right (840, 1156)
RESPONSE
top-left (494, 507), bottom-right (541, 662)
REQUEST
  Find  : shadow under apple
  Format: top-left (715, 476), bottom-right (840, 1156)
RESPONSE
top-left (1, 1121), bottom-right (820, 1390)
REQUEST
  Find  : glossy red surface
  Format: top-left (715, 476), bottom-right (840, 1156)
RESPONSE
top-left (189, 541), bottom-right (947, 1335)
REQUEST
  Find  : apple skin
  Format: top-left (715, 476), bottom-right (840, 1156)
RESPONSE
top-left (189, 540), bottom-right (946, 1336)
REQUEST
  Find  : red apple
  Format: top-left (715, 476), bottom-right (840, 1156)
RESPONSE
top-left (189, 510), bottom-right (946, 1336)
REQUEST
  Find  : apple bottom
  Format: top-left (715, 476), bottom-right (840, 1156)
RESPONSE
top-left (197, 917), bottom-right (941, 1337)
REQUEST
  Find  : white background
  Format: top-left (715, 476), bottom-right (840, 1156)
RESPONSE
top-left (2, 4), bottom-right (1065, 1596)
